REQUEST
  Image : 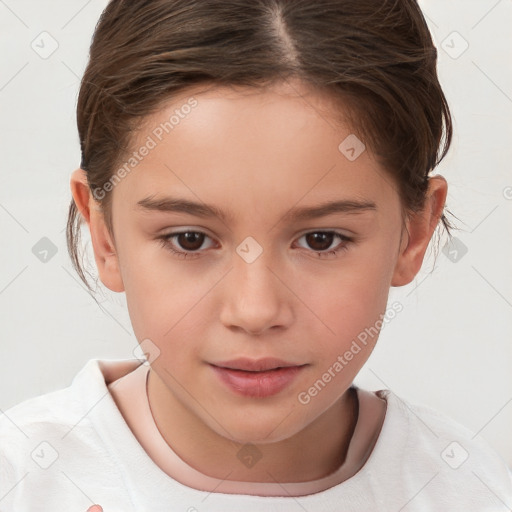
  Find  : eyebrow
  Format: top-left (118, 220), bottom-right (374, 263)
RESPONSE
top-left (136, 195), bottom-right (377, 223)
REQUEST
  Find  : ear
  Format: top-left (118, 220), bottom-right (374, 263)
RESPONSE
top-left (69, 168), bottom-right (125, 293)
top-left (391, 175), bottom-right (448, 287)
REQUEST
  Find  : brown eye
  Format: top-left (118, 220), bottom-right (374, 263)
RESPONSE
top-left (175, 232), bottom-right (205, 251)
top-left (159, 230), bottom-right (215, 258)
top-left (295, 231), bottom-right (352, 258)
top-left (304, 232), bottom-right (336, 251)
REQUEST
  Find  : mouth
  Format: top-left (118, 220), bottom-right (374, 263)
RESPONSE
top-left (211, 357), bottom-right (305, 372)
top-left (209, 358), bottom-right (308, 398)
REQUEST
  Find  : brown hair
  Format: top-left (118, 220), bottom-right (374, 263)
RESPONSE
top-left (68, 0), bottom-right (454, 294)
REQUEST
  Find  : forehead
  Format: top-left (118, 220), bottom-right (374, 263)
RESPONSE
top-left (132, 79), bottom-right (354, 155)
top-left (112, 80), bottom-right (397, 217)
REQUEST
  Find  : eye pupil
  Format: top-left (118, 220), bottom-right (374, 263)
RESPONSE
top-left (179, 232), bottom-right (204, 250)
top-left (306, 232), bottom-right (334, 251)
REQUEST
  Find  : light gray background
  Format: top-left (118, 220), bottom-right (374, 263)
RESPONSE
top-left (1, 0), bottom-right (511, 468)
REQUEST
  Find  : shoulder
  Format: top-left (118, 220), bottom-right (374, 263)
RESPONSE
top-left (0, 359), bottom-right (102, 438)
top-left (381, 389), bottom-right (503, 456)
top-left (0, 377), bottom-right (87, 506)
top-left (0, 358), bottom-right (140, 443)
top-left (370, 388), bottom-right (512, 507)
top-left (0, 359), bottom-right (135, 509)
top-left (0, 358), bottom-right (141, 452)
top-left (0, 360), bottom-right (104, 468)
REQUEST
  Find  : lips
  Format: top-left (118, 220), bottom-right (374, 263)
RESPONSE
top-left (212, 357), bottom-right (302, 372)
top-left (209, 358), bottom-right (307, 398)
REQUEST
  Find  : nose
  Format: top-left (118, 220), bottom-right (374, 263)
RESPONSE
top-left (219, 245), bottom-right (293, 335)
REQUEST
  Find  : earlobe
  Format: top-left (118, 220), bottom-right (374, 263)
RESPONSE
top-left (391, 176), bottom-right (448, 287)
top-left (69, 168), bottom-right (125, 293)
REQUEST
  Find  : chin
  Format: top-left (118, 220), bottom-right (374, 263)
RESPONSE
top-left (214, 411), bottom-right (307, 446)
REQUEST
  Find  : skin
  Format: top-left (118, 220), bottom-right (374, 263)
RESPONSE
top-left (70, 79), bottom-right (447, 483)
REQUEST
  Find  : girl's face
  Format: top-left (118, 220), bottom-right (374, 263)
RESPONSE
top-left (95, 80), bottom-right (413, 443)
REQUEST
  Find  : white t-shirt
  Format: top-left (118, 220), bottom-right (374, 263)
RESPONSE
top-left (1, 358), bottom-right (511, 511)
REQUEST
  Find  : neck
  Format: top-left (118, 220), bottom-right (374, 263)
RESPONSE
top-left (147, 368), bottom-right (359, 483)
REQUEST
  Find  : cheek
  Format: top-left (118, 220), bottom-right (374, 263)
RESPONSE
top-left (125, 273), bottom-right (208, 345)
top-left (300, 246), bottom-right (397, 354)
top-left (121, 249), bottom-right (216, 368)
top-left (118, 233), bottom-right (195, 322)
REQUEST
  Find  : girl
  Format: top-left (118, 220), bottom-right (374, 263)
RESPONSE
top-left (1, 0), bottom-right (511, 510)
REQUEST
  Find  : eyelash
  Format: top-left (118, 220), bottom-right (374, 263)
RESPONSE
top-left (157, 230), bottom-right (352, 260)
